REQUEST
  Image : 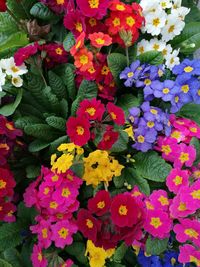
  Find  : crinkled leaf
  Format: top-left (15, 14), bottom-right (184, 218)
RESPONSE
top-left (30, 2), bottom-right (57, 20)
top-left (146, 236), bottom-right (169, 255)
top-left (117, 94), bottom-right (140, 117)
top-left (137, 51), bottom-right (164, 65)
top-left (63, 31), bottom-right (75, 52)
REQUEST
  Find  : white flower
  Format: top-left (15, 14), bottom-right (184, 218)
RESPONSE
top-left (144, 10), bottom-right (167, 36)
top-left (172, 0), bottom-right (182, 8)
top-left (140, 0), bottom-right (160, 15)
top-left (149, 38), bottom-right (166, 52)
top-left (162, 44), bottom-right (173, 60)
top-left (0, 57), bottom-right (28, 78)
top-left (11, 76), bottom-right (23, 88)
top-left (171, 7), bottom-right (190, 20)
top-left (165, 49), bottom-right (180, 70)
top-left (137, 39), bottom-right (151, 55)
top-left (160, 0), bottom-right (172, 9)
top-left (161, 14), bottom-right (185, 42)
top-left (0, 67), bottom-right (6, 92)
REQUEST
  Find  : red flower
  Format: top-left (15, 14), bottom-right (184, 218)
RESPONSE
top-left (14, 43), bottom-right (39, 66)
top-left (0, 116), bottom-right (22, 140)
top-left (0, 167), bottom-right (16, 198)
top-left (66, 116), bottom-right (90, 146)
top-left (76, 98), bottom-right (105, 121)
top-left (64, 10), bottom-right (86, 37)
top-left (76, 0), bottom-right (109, 19)
top-left (0, 0), bottom-right (7, 12)
top-left (70, 32), bottom-right (85, 56)
top-left (109, 0), bottom-right (131, 12)
top-left (89, 32), bottom-right (112, 48)
top-left (85, 17), bottom-right (107, 35)
top-left (88, 190), bottom-right (111, 216)
top-left (74, 48), bottom-right (93, 72)
top-left (77, 209), bottom-right (101, 242)
top-left (40, 0), bottom-right (68, 13)
top-left (98, 127), bottom-right (119, 150)
top-left (41, 43), bottom-right (68, 64)
top-left (111, 193), bottom-right (142, 227)
top-left (106, 102), bottom-right (125, 125)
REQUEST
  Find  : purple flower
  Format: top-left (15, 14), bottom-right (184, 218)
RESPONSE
top-left (170, 93), bottom-right (185, 113)
top-left (138, 117), bottom-right (163, 132)
top-left (190, 78), bottom-right (200, 105)
top-left (172, 59), bottom-right (200, 78)
top-left (128, 107), bottom-right (140, 126)
top-left (175, 75), bottom-right (194, 103)
top-left (136, 65), bottom-right (164, 88)
top-left (153, 80), bottom-right (180, 102)
top-left (132, 127), bottom-right (157, 152)
top-left (120, 60), bottom-right (141, 87)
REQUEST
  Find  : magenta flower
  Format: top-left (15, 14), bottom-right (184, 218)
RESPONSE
top-left (166, 168), bottom-right (190, 194)
top-left (52, 182), bottom-right (79, 206)
top-left (51, 220), bottom-right (78, 248)
top-left (149, 190), bottom-right (170, 211)
top-left (144, 210), bottom-right (172, 238)
top-left (43, 167), bottom-right (63, 187)
top-left (38, 182), bottom-right (54, 200)
top-left (179, 244), bottom-right (200, 266)
top-left (31, 244), bottom-right (47, 267)
top-left (155, 136), bottom-right (180, 162)
top-left (31, 219), bottom-right (52, 249)
top-left (174, 143), bottom-right (196, 168)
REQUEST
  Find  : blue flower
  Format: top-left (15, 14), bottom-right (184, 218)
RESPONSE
top-left (170, 93), bottom-right (185, 113)
top-left (128, 107), bottom-right (140, 126)
top-left (190, 78), bottom-right (200, 104)
top-left (119, 60), bottom-right (141, 87)
top-left (172, 59), bottom-right (200, 78)
top-left (175, 75), bottom-right (194, 104)
top-left (132, 127), bottom-right (157, 152)
top-left (163, 251), bottom-right (190, 267)
top-left (137, 250), bottom-right (162, 267)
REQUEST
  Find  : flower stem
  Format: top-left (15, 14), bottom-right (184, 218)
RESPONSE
top-left (126, 46), bottom-right (129, 66)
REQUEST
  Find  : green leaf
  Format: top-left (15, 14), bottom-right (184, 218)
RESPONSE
top-left (107, 53), bottom-right (127, 86)
top-left (0, 259), bottom-right (13, 267)
top-left (29, 139), bottom-right (50, 152)
top-left (134, 151), bottom-right (172, 182)
top-left (60, 99), bottom-right (69, 119)
top-left (46, 116), bottom-right (66, 131)
top-left (137, 51), bottom-right (164, 65)
top-left (3, 248), bottom-right (24, 267)
top-left (7, 0), bottom-right (37, 20)
top-left (0, 32), bottom-right (28, 58)
top-left (30, 2), bottom-right (57, 20)
top-left (146, 236), bottom-right (169, 255)
top-left (171, 22), bottom-right (200, 54)
top-left (48, 71), bottom-right (67, 100)
top-left (49, 135), bottom-right (69, 154)
top-left (63, 31), bottom-right (75, 52)
top-left (117, 94), bottom-right (140, 117)
top-left (15, 115), bottom-right (43, 130)
top-left (17, 202), bottom-right (37, 225)
top-left (65, 242), bottom-right (88, 264)
top-left (0, 223), bottom-right (23, 251)
top-left (71, 163), bottom-right (84, 177)
top-left (24, 124), bottom-right (59, 141)
top-left (113, 243), bottom-right (128, 263)
top-left (113, 174), bottom-right (125, 189)
top-left (48, 256), bottom-right (64, 267)
top-left (0, 89), bottom-right (23, 116)
top-left (178, 103), bottom-right (200, 125)
top-left (64, 65), bottom-right (76, 101)
top-left (190, 137), bottom-right (200, 164)
top-left (78, 80), bottom-right (98, 100)
top-left (111, 131), bottom-right (128, 153)
top-left (71, 96), bottom-right (82, 116)
top-left (26, 164), bottom-right (41, 178)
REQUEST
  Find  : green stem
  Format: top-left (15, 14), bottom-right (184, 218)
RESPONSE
top-left (126, 46), bottom-right (129, 66)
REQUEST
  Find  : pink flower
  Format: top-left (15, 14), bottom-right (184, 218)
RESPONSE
top-left (59, 259), bottom-right (74, 267)
top-left (144, 210), bottom-right (172, 238)
top-left (184, 179), bottom-right (200, 209)
top-left (174, 218), bottom-right (200, 247)
top-left (130, 186), bottom-right (145, 201)
top-left (174, 143), bottom-right (196, 168)
top-left (31, 244), bottom-right (47, 267)
top-left (170, 129), bottom-right (188, 143)
top-left (76, 0), bottom-right (109, 19)
top-left (166, 168), bottom-right (189, 194)
top-left (31, 220), bottom-right (52, 249)
top-left (51, 220), bottom-right (78, 248)
top-left (144, 199), bottom-right (155, 211)
top-left (52, 182), bottom-right (79, 206)
top-left (40, 198), bottom-right (67, 215)
top-left (43, 167), bottom-right (63, 187)
top-left (149, 190), bottom-right (170, 211)
top-left (179, 244), bottom-right (200, 266)
top-left (64, 10), bottom-right (86, 37)
top-left (106, 102), bottom-right (125, 126)
top-left (23, 181), bottom-right (39, 208)
top-left (64, 169), bottom-right (83, 188)
top-left (14, 43), bottom-right (39, 66)
top-left (155, 136), bottom-right (180, 162)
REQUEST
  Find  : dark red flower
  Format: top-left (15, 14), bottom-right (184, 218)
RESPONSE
top-left (77, 209), bottom-right (101, 242)
top-left (0, 116), bottom-right (22, 140)
top-left (106, 102), bottom-right (125, 125)
top-left (0, 167), bottom-right (16, 198)
top-left (41, 43), bottom-right (68, 65)
top-left (97, 127), bottom-right (119, 150)
top-left (14, 43), bottom-right (39, 66)
top-left (76, 98), bottom-right (105, 121)
top-left (88, 190), bottom-right (111, 216)
top-left (64, 10), bottom-right (86, 37)
top-left (0, 0), bottom-right (7, 12)
top-left (40, 0), bottom-right (68, 13)
top-left (110, 193), bottom-right (143, 227)
top-left (66, 116), bottom-right (91, 146)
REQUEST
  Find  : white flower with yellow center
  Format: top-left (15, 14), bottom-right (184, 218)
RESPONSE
top-left (144, 10), bottom-right (167, 36)
top-left (172, 0), bottom-right (182, 8)
top-left (149, 38), bottom-right (166, 52)
top-left (160, 0), bottom-right (172, 9)
top-left (171, 6), bottom-right (190, 20)
top-left (0, 67), bottom-right (6, 92)
top-left (161, 14), bottom-right (185, 42)
top-left (0, 57), bottom-right (28, 78)
top-left (137, 39), bottom-right (151, 55)
top-left (11, 76), bottom-right (23, 88)
top-left (162, 44), bottom-right (173, 60)
top-left (165, 49), bottom-right (180, 70)
top-left (140, 0), bottom-right (160, 15)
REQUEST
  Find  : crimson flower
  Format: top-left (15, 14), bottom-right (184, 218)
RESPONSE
top-left (88, 190), bottom-right (111, 216)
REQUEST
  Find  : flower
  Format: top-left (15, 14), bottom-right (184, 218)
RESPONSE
top-left (137, 250), bottom-right (162, 267)
top-left (74, 48), bottom-right (93, 72)
top-left (0, 67), bottom-right (6, 91)
top-left (0, 167), bottom-right (16, 198)
top-left (173, 59), bottom-right (200, 78)
top-left (63, 10), bottom-right (86, 37)
top-left (144, 9), bottom-right (167, 36)
top-left (14, 43), bottom-right (38, 66)
top-left (0, 0), bottom-right (7, 12)
top-left (76, 98), bottom-right (105, 121)
top-left (51, 153), bottom-right (74, 174)
top-left (11, 76), bottom-right (23, 87)
top-left (31, 219), bottom-right (52, 249)
top-left (70, 32), bottom-right (85, 56)
top-left (119, 60), bottom-right (141, 87)
top-left (88, 190), bottom-right (111, 216)
top-left (166, 168), bottom-right (189, 194)
top-left (89, 32), bottom-right (112, 48)
top-left (132, 127), bottom-right (157, 152)
top-left (149, 190), bottom-right (170, 211)
top-left (76, 0), bottom-right (109, 19)
top-left (40, 0), bottom-right (68, 13)
top-left (0, 57), bottom-right (28, 77)
top-left (144, 210), bottom-right (172, 238)
top-left (51, 220), bottom-right (78, 248)
top-left (174, 143), bottom-right (196, 168)
top-left (179, 244), bottom-right (200, 267)
top-left (106, 102), bottom-right (125, 125)
top-left (59, 259), bottom-right (74, 267)
top-left (77, 209), bottom-right (101, 242)
top-left (31, 244), bottom-right (47, 267)
top-left (97, 127), bottom-right (119, 150)
top-left (66, 116), bottom-right (91, 146)
top-left (110, 193), bottom-right (143, 227)
top-left (174, 218), bottom-right (200, 247)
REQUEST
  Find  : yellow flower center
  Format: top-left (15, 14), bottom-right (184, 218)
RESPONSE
top-left (55, 48), bottom-right (63, 55)
top-left (190, 127), bottom-right (197, 133)
top-left (75, 40), bottom-right (82, 50)
top-left (175, 96), bottom-right (179, 103)
top-left (52, 175), bottom-right (59, 182)
top-left (11, 66), bottom-right (19, 73)
top-left (44, 187), bottom-right (50, 195)
top-left (144, 79), bottom-right (152, 85)
top-left (62, 187), bottom-right (71, 198)
top-left (86, 107), bottom-right (96, 116)
top-left (150, 109), bottom-right (158, 115)
top-left (6, 123), bottom-right (14, 130)
top-left (173, 175), bottom-right (183, 186)
top-left (89, 18), bottom-right (97, 26)
top-left (101, 65), bottom-right (110, 75)
top-left (110, 112), bottom-right (117, 120)
top-left (191, 189), bottom-right (200, 200)
top-left (75, 22), bottom-right (83, 32)
top-left (161, 145), bottom-right (171, 155)
top-left (88, 0), bottom-right (99, 8)
top-left (80, 55), bottom-right (89, 65)
top-left (49, 201), bottom-right (58, 209)
top-left (137, 135), bottom-right (145, 143)
top-left (38, 253), bottom-right (43, 262)
top-left (76, 126), bottom-right (85, 135)
top-left (179, 152), bottom-right (189, 163)
top-left (56, 0), bottom-right (64, 4)
top-left (0, 143), bottom-right (9, 150)
top-left (150, 217), bottom-right (162, 229)
top-left (116, 4), bottom-right (125, 11)
top-left (147, 121), bottom-right (155, 128)
top-left (158, 196), bottom-right (169, 206)
top-left (185, 228), bottom-right (199, 239)
top-left (184, 66), bottom-right (193, 73)
top-left (127, 72), bottom-right (134, 78)
top-left (113, 17), bottom-right (120, 27)
top-left (153, 18), bottom-right (160, 27)
top-left (181, 85), bottom-right (189, 93)
top-left (86, 219), bottom-right (94, 229)
top-left (139, 46), bottom-right (144, 53)
top-left (42, 228), bottom-right (48, 239)
top-left (198, 89), bottom-right (200, 96)
top-left (126, 16), bottom-right (135, 27)
top-left (190, 256), bottom-right (200, 266)
top-left (171, 257), bottom-right (176, 265)
top-left (171, 131), bottom-right (181, 139)
top-left (153, 44), bottom-right (160, 50)
top-left (146, 201), bottom-right (154, 210)
top-left (97, 201), bottom-right (105, 209)
top-left (168, 25), bottom-right (175, 33)
top-left (0, 179), bottom-right (6, 189)
top-left (58, 227), bottom-right (69, 239)
top-left (118, 205), bottom-right (128, 216)
top-left (88, 67), bottom-right (96, 74)
top-left (95, 38), bottom-right (105, 45)
top-left (178, 202), bottom-right (187, 211)
top-left (132, 191), bottom-right (142, 197)
top-left (163, 88), bottom-right (170, 94)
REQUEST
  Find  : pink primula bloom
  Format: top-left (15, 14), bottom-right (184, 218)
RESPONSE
top-left (38, 182), bottom-right (54, 200)
top-left (184, 179), bottom-right (200, 209)
top-left (149, 190), bottom-right (170, 211)
top-left (31, 244), bottom-right (48, 267)
top-left (170, 129), bottom-right (188, 143)
top-left (144, 210), bottom-right (172, 238)
top-left (130, 186), bottom-right (145, 201)
top-left (59, 259), bottom-right (74, 267)
top-left (174, 218), bottom-right (200, 247)
top-left (155, 136), bottom-right (180, 162)
top-left (43, 167), bottom-right (63, 187)
top-left (76, 0), bottom-right (109, 19)
top-left (14, 43), bottom-right (39, 66)
top-left (31, 220), bottom-right (52, 249)
top-left (3, 203), bottom-right (16, 223)
top-left (51, 220), bottom-right (78, 248)
top-left (23, 181), bottom-right (39, 208)
top-left (64, 169), bottom-right (83, 188)
top-left (52, 182), bottom-right (79, 206)
top-left (144, 199), bottom-right (155, 211)
top-left (166, 168), bottom-right (190, 194)
top-left (179, 244), bottom-right (200, 267)
top-left (173, 143), bottom-right (196, 168)
top-left (40, 198), bottom-right (67, 215)
top-left (63, 10), bottom-right (86, 37)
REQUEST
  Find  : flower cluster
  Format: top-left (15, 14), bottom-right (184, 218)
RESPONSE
top-left (66, 98), bottom-right (125, 147)
top-left (0, 115), bottom-right (22, 222)
top-left (24, 165), bottom-right (82, 267)
top-left (77, 190), bottom-right (145, 249)
top-left (0, 57), bottom-right (28, 90)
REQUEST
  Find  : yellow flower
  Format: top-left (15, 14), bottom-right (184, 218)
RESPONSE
top-left (57, 143), bottom-right (76, 152)
top-left (51, 154), bottom-right (57, 165)
top-left (51, 154), bottom-right (74, 174)
top-left (123, 125), bottom-right (134, 140)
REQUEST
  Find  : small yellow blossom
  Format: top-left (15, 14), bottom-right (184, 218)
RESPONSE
top-left (51, 154), bottom-right (74, 174)
top-left (123, 125), bottom-right (134, 140)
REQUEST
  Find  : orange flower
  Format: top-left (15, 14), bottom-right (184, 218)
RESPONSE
top-left (70, 32), bottom-right (85, 56)
top-left (89, 32), bottom-right (112, 48)
top-left (74, 48), bottom-right (93, 72)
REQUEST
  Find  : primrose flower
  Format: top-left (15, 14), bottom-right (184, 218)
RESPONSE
top-left (166, 168), bottom-right (189, 194)
top-left (31, 244), bottom-right (47, 267)
top-left (149, 190), bottom-right (170, 211)
top-left (179, 244), bottom-right (200, 267)
top-left (173, 59), bottom-right (200, 78)
top-left (88, 190), bottom-right (111, 216)
top-left (106, 102), bottom-right (125, 126)
top-left (89, 32), bottom-right (112, 48)
top-left (76, 0), bottom-right (109, 19)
